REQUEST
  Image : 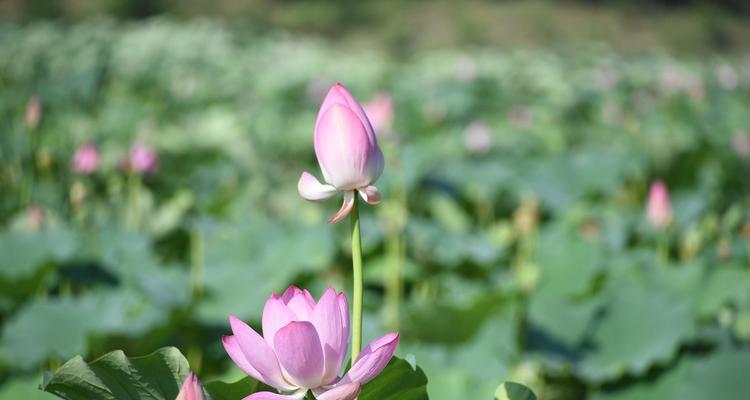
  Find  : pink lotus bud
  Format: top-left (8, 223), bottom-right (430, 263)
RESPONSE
top-left (715, 63), bottom-right (738, 91)
top-left (28, 205), bottom-right (45, 229)
top-left (298, 83), bottom-right (385, 223)
top-left (463, 121), bottom-right (492, 154)
top-left (129, 142), bottom-right (159, 174)
top-left (175, 373), bottom-right (205, 400)
top-left (646, 180), bottom-right (672, 229)
top-left (223, 286), bottom-right (399, 400)
top-left (363, 93), bottom-right (394, 135)
top-left (25, 96), bottom-right (42, 129)
top-left (72, 143), bottom-right (100, 175)
top-left (732, 130), bottom-right (750, 157)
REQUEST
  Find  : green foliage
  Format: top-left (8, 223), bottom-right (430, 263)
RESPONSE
top-left (42, 347), bottom-right (189, 400)
top-left (495, 382), bottom-right (538, 400)
top-left (41, 347), bottom-right (426, 400)
top-left (359, 357), bottom-right (429, 400)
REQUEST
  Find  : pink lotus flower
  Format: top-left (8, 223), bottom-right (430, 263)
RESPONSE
top-left (646, 180), bottom-right (672, 229)
top-left (72, 143), bottom-right (99, 175)
top-left (25, 96), bottom-right (42, 129)
top-left (363, 93), bottom-right (394, 135)
top-left (176, 373), bottom-right (205, 400)
top-left (223, 286), bottom-right (399, 400)
top-left (298, 83), bottom-right (385, 223)
top-left (128, 142), bottom-right (159, 174)
top-left (463, 121), bottom-right (492, 154)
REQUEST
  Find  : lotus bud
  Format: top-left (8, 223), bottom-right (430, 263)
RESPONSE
top-left (129, 142), bottom-right (159, 174)
top-left (646, 180), bottom-right (672, 229)
top-left (72, 143), bottom-right (100, 175)
top-left (175, 373), bottom-right (206, 400)
top-left (298, 83), bottom-right (384, 223)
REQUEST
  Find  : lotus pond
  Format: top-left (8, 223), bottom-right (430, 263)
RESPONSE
top-left (0, 18), bottom-right (750, 400)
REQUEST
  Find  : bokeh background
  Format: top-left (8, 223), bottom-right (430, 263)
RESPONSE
top-left (1, 1), bottom-right (750, 399)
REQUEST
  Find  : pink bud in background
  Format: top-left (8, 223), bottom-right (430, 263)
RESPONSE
top-left (72, 143), bottom-right (99, 175)
top-left (463, 121), bottom-right (492, 154)
top-left (732, 130), bottom-right (750, 157)
top-left (646, 180), bottom-right (672, 229)
top-left (175, 373), bottom-right (205, 400)
top-left (223, 286), bottom-right (398, 400)
top-left (298, 83), bottom-right (385, 223)
top-left (28, 205), bottom-right (45, 230)
top-left (363, 93), bottom-right (394, 135)
top-left (25, 96), bottom-right (42, 129)
top-left (129, 142), bottom-right (159, 174)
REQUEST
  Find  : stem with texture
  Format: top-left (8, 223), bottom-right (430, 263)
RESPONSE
top-left (350, 195), bottom-right (363, 364)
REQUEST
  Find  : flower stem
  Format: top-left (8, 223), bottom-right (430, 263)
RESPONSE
top-left (350, 195), bottom-right (363, 365)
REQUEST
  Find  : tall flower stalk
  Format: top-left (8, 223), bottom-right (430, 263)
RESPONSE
top-left (349, 198), bottom-right (363, 362)
top-left (298, 83), bottom-right (385, 362)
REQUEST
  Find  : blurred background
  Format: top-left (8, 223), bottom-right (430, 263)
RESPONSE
top-left (1, 0), bottom-right (750, 399)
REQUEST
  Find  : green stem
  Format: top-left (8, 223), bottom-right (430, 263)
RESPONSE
top-left (127, 172), bottom-right (141, 230)
top-left (350, 195), bottom-right (363, 365)
top-left (384, 234), bottom-right (402, 330)
top-left (657, 230), bottom-right (669, 266)
top-left (190, 226), bottom-right (205, 298)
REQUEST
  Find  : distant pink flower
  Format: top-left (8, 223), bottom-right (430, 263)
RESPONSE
top-left (25, 96), bottom-right (42, 129)
top-left (363, 93), bottom-right (394, 135)
top-left (454, 56), bottom-right (478, 82)
top-left (509, 106), bottom-right (533, 129)
top-left (223, 286), bottom-right (399, 400)
top-left (732, 131), bottom-right (750, 156)
top-left (176, 373), bottom-right (205, 400)
top-left (298, 83), bottom-right (384, 223)
top-left (72, 143), bottom-right (99, 175)
top-left (28, 205), bottom-right (44, 229)
top-left (128, 142), bottom-right (159, 174)
top-left (593, 65), bottom-right (619, 91)
top-left (646, 180), bottom-right (672, 229)
top-left (463, 121), bottom-right (492, 154)
top-left (715, 63), bottom-right (738, 90)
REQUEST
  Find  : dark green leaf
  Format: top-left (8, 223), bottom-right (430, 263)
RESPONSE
top-left (42, 347), bottom-right (189, 400)
top-left (359, 356), bottom-right (429, 400)
top-left (495, 381), bottom-right (538, 400)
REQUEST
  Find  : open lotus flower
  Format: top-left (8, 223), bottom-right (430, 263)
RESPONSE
top-left (298, 83), bottom-right (385, 223)
top-left (646, 180), bottom-right (672, 229)
top-left (176, 372), bottom-right (206, 400)
top-left (222, 286), bottom-right (399, 400)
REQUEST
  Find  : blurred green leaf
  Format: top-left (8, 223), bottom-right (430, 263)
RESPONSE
top-left (495, 381), bottom-right (537, 400)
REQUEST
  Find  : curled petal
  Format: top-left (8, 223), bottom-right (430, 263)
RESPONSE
top-left (313, 383), bottom-right (361, 400)
top-left (327, 191), bottom-right (355, 224)
top-left (298, 172), bottom-right (338, 202)
top-left (243, 389), bottom-right (307, 400)
top-left (339, 333), bottom-right (399, 386)
top-left (357, 185), bottom-right (381, 205)
top-left (262, 297), bottom-right (299, 348)
top-left (273, 321), bottom-right (325, 389)
top-left (222, 336), bottom-right (265, 384)
top-left (337, 293), bottom-right (350, 359)
top-left (312, 288), bottom-right (345, 383)
top-left (228, 315), bottom-right (295, 391)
